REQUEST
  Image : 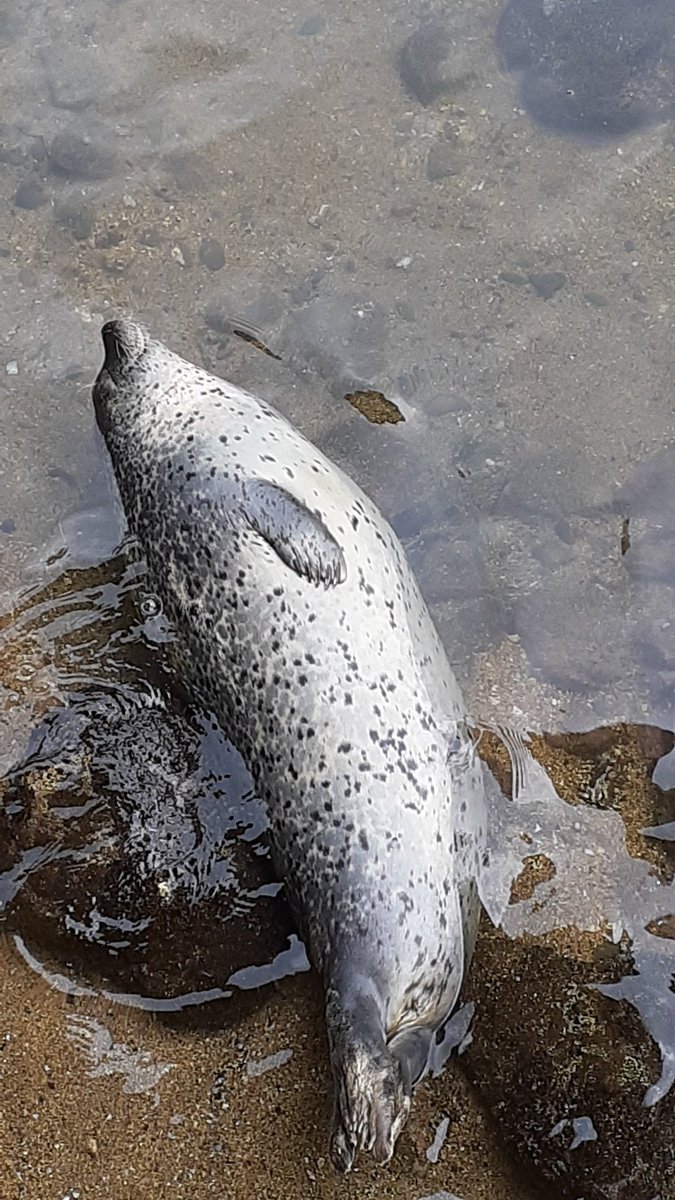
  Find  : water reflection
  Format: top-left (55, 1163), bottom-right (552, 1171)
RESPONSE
top-left (0, 549), bottom-right (299, 1022)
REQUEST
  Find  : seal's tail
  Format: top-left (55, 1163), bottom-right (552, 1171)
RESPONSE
top-left (326, 989), bottom-right (415, 1172)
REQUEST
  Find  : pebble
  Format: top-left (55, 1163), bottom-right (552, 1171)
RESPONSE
top-left (139, 228), bottom-right (163, 247)
top-left (500, 269), bottom-right (529, 286)
top-left (427, 141), bottom-right (463, 181)
top-left (391, 504), bottom-right (432, 540)
top-left (49, 131), bottom-right (117, 182)
top-left (528, 271), bottom-right (566, 300)
top-left (199, 237), bottom-right (225, 271)
top-left (399, 15), bottom-right (475, 106)
top-left (583, 290), bottom-right (609, 307)
top-left (43, 48), bottom-right (101, 111)
top-left (0, 519), bottom-right (16, 534)
top-left (13, 180), bottom-right (48, 210)
top-left (297, 14), bottom-right (326, 35)
top-left (396, 300), bottom-right (416, 322)
top-left (54, 199), bottom-right (95, 241)
top-left (5, 361), bottom-right (19, 375)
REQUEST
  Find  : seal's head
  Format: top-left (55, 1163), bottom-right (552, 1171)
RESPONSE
top-left (99, 318), bottom-right (148, 383)
top-left (93, 319), bottom-right (151, 436)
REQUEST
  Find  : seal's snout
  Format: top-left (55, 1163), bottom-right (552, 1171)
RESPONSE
top-left (100, 319), bottom-right (147, 377)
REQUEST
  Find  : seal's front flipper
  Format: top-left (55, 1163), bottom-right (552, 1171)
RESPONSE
top-left (241, 479), bottom-right (347, 588)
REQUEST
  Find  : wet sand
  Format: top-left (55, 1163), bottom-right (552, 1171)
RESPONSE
top-left (0, 936), bottom-right (541, 1200)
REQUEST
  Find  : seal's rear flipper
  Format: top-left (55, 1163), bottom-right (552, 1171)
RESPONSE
top-left (326, 988), bottom-right (410, 1172)
top-left (329, 1040), bottom-right (410, 1172)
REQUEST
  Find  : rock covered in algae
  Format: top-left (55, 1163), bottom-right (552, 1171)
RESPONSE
top-left (0, 689), bottom-right (295, 1015)
top-left (463, 723), bottom-right (675, 1200)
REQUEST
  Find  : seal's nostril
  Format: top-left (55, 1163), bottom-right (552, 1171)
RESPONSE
top-left (101, 319), bottom-right (146, 374)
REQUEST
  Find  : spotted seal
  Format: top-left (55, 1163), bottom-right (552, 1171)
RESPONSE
top-left (92, 319), bottom-right (486, 1171)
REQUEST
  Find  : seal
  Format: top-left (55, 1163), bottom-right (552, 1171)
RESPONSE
top-left (92, 319), bottom-right (486, 1171)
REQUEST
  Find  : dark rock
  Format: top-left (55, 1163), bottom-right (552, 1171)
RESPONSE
top-left (161, 150), bottom-right (214, 194)
top-left (13, 180), bottom-right (48, 210)
top-left (398, 16), bottom-right (476, 106)
top-left (94, 227), bottom-right (125, 249)
top-left (139, 228), bottom-right (163, 247)
top-left (623, 523), bottom-right (675, 585)
top-left (528, 271), bottom-right (566, 299)
top-left (584, 291), bottom-right (610, 307)
top-left (464, 927), bottom-right (674, 1200)
top-left (391, 504), bottom-right (433, 541)
top-left (199, 237), bottom-right (226, 272)
top-left (49, 130), bottom-right (117, 182)
top-left (395, 300), bottom-right (416, 322)
top-left (297, 14), bottom-right (326, 35)
top-left (499, 269), bottom-right (529, 286)
top-left (496, 0), bottom-right (675, 138)
top-left (426, 140), bottom-right (463, 181)
top-left (0, 518), bottom-right (16, 534)
top-left (464, 720), bottom-right (675, 1200)
top-left (0, 697), bottom-right (292, 1011)
top-left (409, 530), bottom-right (489, 605)
top-left (43, 47), bottom-right (103, 111)
top-left (514, 572), bottom-right (630, 691)
top-left (54, 198), bottom-right (95, 241)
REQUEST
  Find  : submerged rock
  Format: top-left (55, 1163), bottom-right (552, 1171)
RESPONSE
top-left (0, 693), bottom-right (295, 1012)
top-left (398, 15), bottom-right (477, 107)
top-left (496, 0), bottom-right (675, 138)
top-left (0, 553), bottom-right (294, 1016)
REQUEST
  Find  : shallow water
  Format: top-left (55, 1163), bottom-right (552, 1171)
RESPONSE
top-left (1, 0), bottom-right (675, 1196)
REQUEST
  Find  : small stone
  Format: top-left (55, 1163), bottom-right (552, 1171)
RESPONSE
top-left (13, 180), bottom-right (48, 210)
top-left (44, 48), bottom-right (102, 111)
top-left (528, 271), bottom-right (566, 300)
top-left (49, 131), bottom-right (117, 182)
top-left (391, 505), bottom-right (432, 540)
top-left (396, 300), bottom-right (416, 322)
top-left (426, 141), bottom-right (463, 181)
top-left (86, 1136), bottom-right (98, 1156)
top-left (583, 291), bottom-right (609, 307)
top-left (171, 246), bottom-right (187, 267)
top-left (0, 518), bottom-right (16, 534)
top-left (399, 16), bottom-right (475, 106)
top-left (139, 228), bottom-right (162, 248)
top-left (297, 14), bottom-right (326, 35)
top-left (499, 269), bottom-right (528, 286)
top-left (54, 199), bottom-right (94, 241)
top-left (5, 361), bottom-right (19, 375)
top-left (199, 238), bottom-right (225, 271)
